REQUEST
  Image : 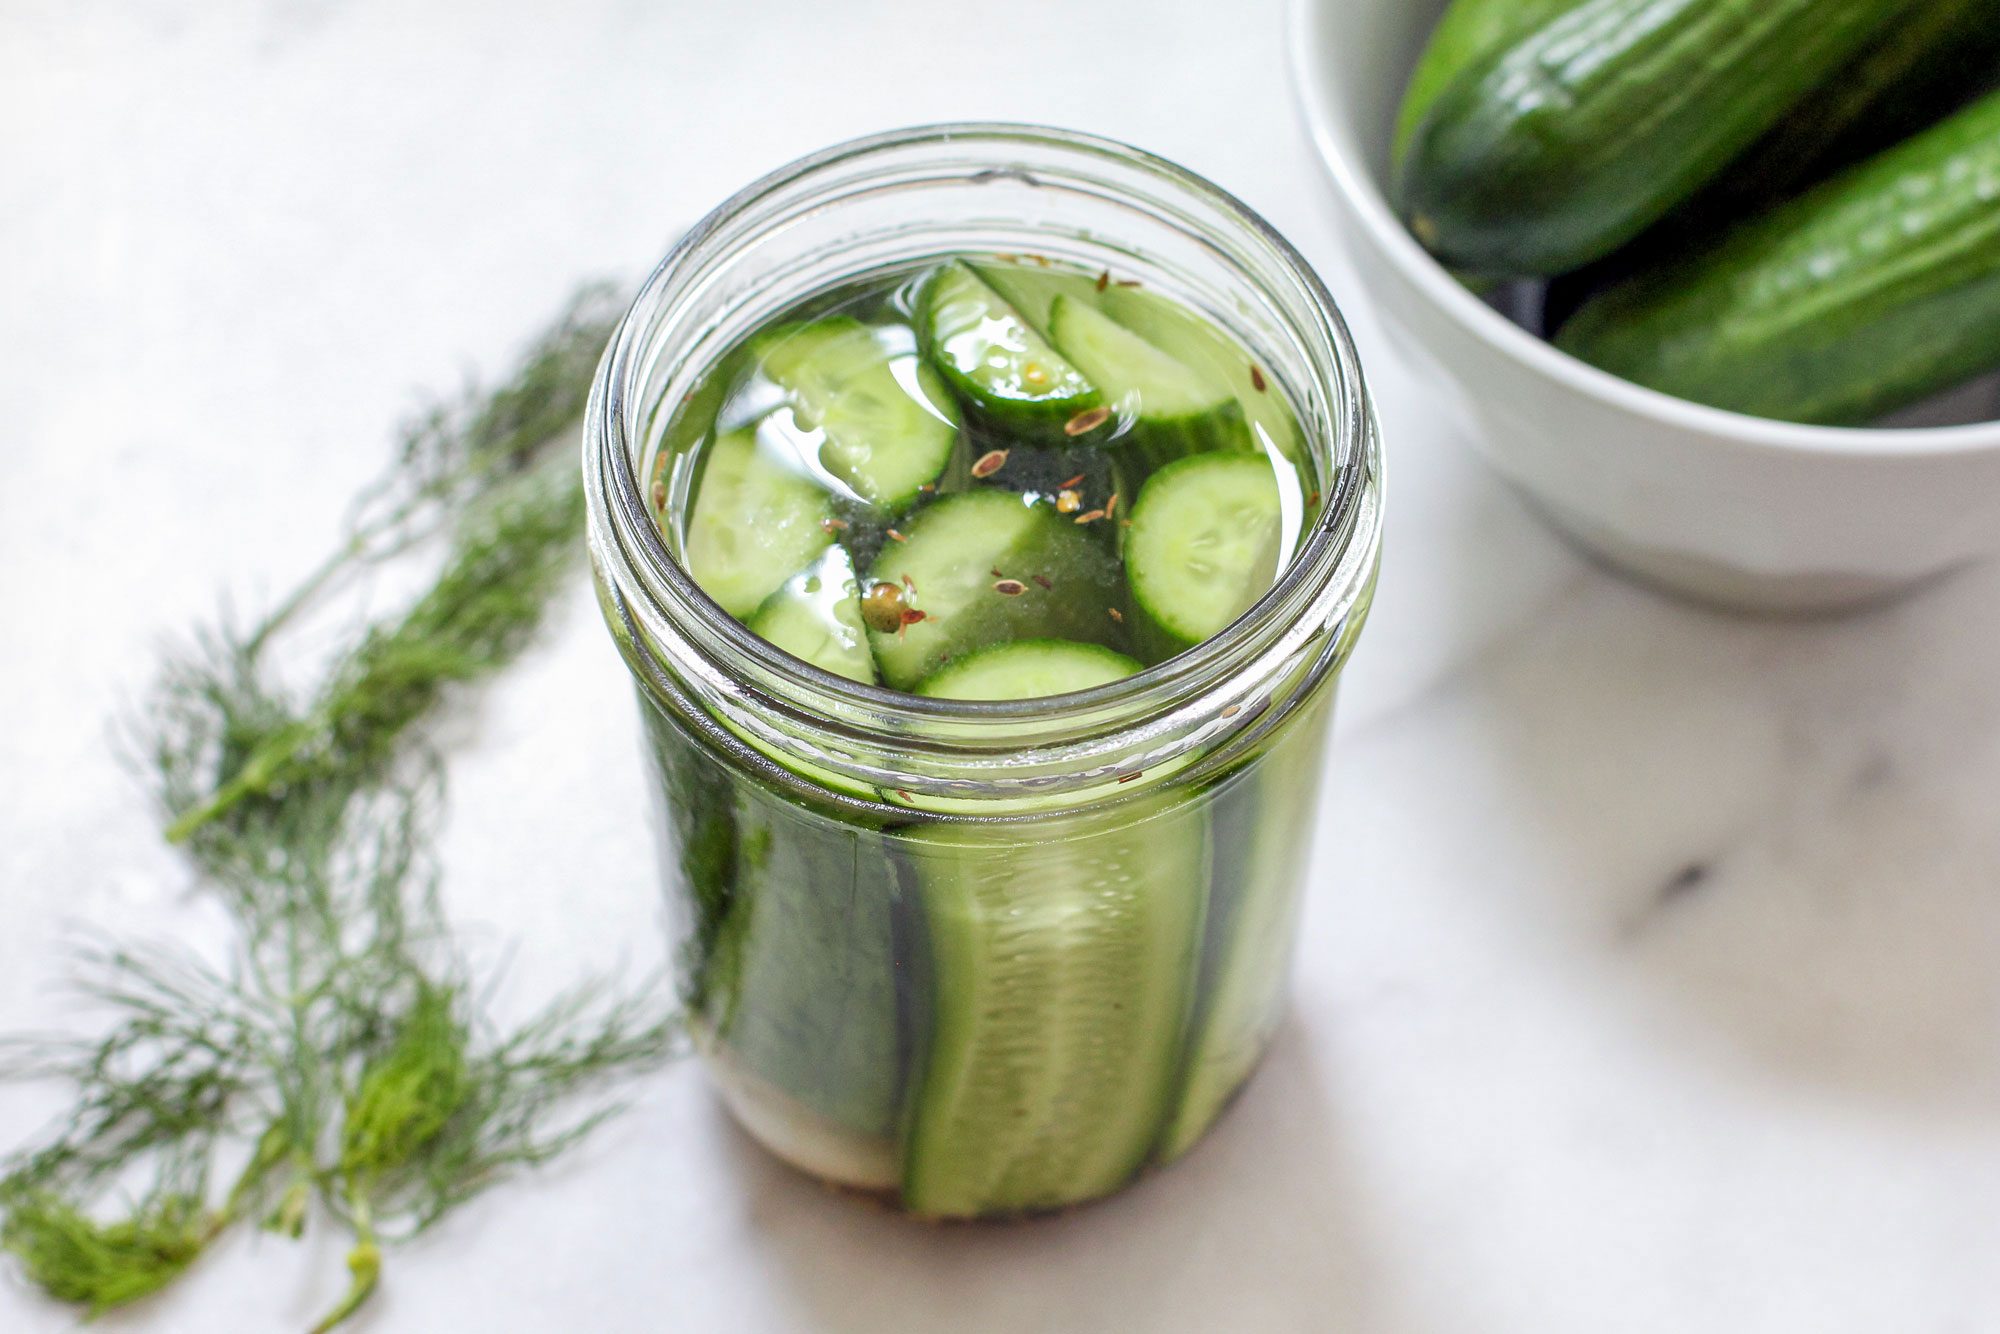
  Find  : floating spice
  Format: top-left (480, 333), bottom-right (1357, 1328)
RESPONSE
top-left (886, 528), bottom-right (907, 542)
top-left (971, 449), bottom-right (1009, 479)
top-left (862, 581), bottom-right (907, 633)
top-left (1074, 509), bottom-right (1106, 526)
top-left (820, 516), bottom-right (849, 534)
top-left (1104, 492), bottom-right (1120, 519)
top-left (1031, 573), bottom-right (1053, 590)
top-left (1107, 607), bottom-right (1124, 623)
top-left (1058, 473), bottom-right (1086, 490)
top-left (993, 579), bottom-right (1027, 597)
top-left (1249, 364), bottom-right (1267, 393)
top-left (1095, 269), bottom-right (1111, 292)
top-left (1055, 489), bottom-right (1082, 514)
top-left (1064, 406), bottom-right (1112, 437)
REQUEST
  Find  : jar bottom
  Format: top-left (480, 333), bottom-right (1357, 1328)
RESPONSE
top-left (696, 1019), bottom-right (1279, 1220)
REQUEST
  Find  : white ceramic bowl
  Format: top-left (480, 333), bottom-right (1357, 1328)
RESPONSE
top-left (1289, 0), bottom-right (2000, 611)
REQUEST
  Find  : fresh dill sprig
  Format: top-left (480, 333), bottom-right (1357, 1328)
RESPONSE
top-left (0, 285), bottom-right (681, 1330)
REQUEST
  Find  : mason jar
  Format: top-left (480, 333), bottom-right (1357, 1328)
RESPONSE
top-left (583, 123), bottom-right (1383, 1219)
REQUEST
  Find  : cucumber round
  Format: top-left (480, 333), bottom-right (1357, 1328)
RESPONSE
top-left (1046, 295), bottom-right (1247, 472)
top-left (865, 491), bottom-right (1125, 691)
top-left (903, 796), bottom-right (1209, 1216)
top-left (746, 544), bottom-right (877, 685)
top-left (1098, 284), bottom-right (1294, 462)
top-left (918, 261), bottom-right (1099, 440)
top-left (1124, 453), bottom-right (1283, 663)
top-left (756, 317), bottom-right (959, 513)
top-left (683, 426), bottom-right (834, 618)
top-left (917, 639), bottom-right (1140, 701)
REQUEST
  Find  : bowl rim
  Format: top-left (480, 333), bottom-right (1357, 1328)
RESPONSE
top-left (1284, 0), bottom-right (2000, 461)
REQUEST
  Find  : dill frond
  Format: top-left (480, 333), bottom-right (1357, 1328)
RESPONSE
top-left (1, 283), bottom-right (680, 1330)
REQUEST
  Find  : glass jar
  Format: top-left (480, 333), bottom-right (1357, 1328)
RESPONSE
top-left (583, 124), bottom-right (1383, 1218)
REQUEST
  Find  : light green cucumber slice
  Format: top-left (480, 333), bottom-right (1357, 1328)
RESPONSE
top-left (917, 639), bottom-right (1140, 701)
top-left (903, 795), bottom-right (1210, 1216)
top-left (918, 261), bottom-right (1099, 439)
top-left (1124, 452), bottom-right (1282, 663)
top-left (756, 317), bottom-right (959, 513)
top-left (684, 426), bottom-right (834, 618)
top-left (746, 545), bottom-right (877, 685)
top-left (1098, 285), bottom-right (1302, 463)
top-left (1160, 696), bottom-right (1331, 1159)
top-left (1046, 295), bottom-right (1248, 469)
top-left (973, 262), bottom-right (1104, 332)
top-left (866, 490), bottom-right (1125, 691)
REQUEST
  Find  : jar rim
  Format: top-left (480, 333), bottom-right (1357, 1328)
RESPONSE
top-left (587, 121), bottom-right (1381, 761)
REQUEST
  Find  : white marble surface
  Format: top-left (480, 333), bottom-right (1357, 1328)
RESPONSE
top-left (5, 2), bottom-right (2000, 1330)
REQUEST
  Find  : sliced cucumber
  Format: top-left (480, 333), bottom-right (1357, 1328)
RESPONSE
top-left (865, 490), bottom-right (1125, 691)
top-left (1160, 697), bottom-right (1331, 1159)
top-left (709, 787), bottom-right (904, 1142)
top-left (756, 317), bottom-right (958, 513)
top-left (1098, 285), bottom-right (1299, 463)
top-left (1124, 452), bottom-right (1282, 663)
top-left (683, 426), bottom-right (834, 618)
top-left (1046, 295), bottom-right (1247, 470)
top-left (974, 262), bottom-right (1103, 332)
top-left (918, 261), bottom-right (1099, 440)
top-left (746, 545), bottom-right (877, 685)
top-left (903, 795), bottom-right (1209, 1216)
top-left (917, 639), bottom-right (1140, 701)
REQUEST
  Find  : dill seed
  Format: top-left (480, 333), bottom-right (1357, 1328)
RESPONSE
top-left (971, 449), bottom-right (1009, 478)
top-left (1064, 406), bottom-right (1112, 437)
top-left (1249, 364), bottom-right (1267, 392)
top-left (1058, 473), bottom-right (1086, 490)
top-left (862, 581), bottom-right (906, 633)
top-left (820, 516), bottom-right (849, 533)
top-left (1115, 278), bottom-right (1142, 288)
top-left (1032, 573), bottom-right (1053, 590)
top-left (993, 579), bottom-right (1027, 597)
top-left (886, 528), bottom-right (907, 542)
top-left (650, 480), bottom-right (667, 511)
top-left (1107, 607), bottom-right (1124, 623)
top-left (1118, 771), bottom-right (1142, 783)
top-left (1095, 269), bottom-right (1111, 292)
top-left (1074, 509), bottom-right (1106, 525)
top-left (1104, 492), bottom-right (1119, 518)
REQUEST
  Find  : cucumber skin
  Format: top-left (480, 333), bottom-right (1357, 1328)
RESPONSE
top-left (1397, 0), bottom-right (1909, 277)
top-left (1557, 88), bottom-right (2000, 426)
top-left (1392, 0), bottom-right (1585, 165)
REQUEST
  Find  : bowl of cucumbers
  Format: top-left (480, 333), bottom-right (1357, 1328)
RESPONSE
top-left (1292, 0), bottom-right (2000, 611)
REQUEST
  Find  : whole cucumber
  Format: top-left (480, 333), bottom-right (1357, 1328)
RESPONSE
top-left (1556, 88), bottom-right (2000, 426)
top-left (1397, 0), bottom-right (1913, 278)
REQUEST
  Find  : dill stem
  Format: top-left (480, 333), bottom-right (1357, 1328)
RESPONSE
top-left (162, 723), bottom-right (314, 844)
top-left (241, 536), bottom-right (367, 661)
top-left (311, 1192), bottom-right (381, 1334)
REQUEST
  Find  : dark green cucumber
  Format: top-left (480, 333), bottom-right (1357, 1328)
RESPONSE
top-left (865, 490), bottom-right (1125, 690)
top-left (1397, 0), bottom-right (1910, 277)
top-left (903, 795), bottom-right (1209, 1216)
top-left (746, 544), bottom-right (877, 685)
top-left (1393, 0), bottom-right (1586, 164)
top-left (1557, 87), bottom-right (2000, 426)
top-left (917, 261), bottom-right (1100, 441)
top-left (1705, 0), bottom-right (2000, 219)
top-left (1160, 696), bottom-right (1331, 1159)
top-left (1124, 452), bottom-right (1284, 665)
top-left (756, 317), bottom-right (959, 513)
top-left (917, 639), bottom-right (1140, 701)
top-left (683, 426), bottom-right (834, 618)
top-left (707, 786), bottom-right (904, 1149)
